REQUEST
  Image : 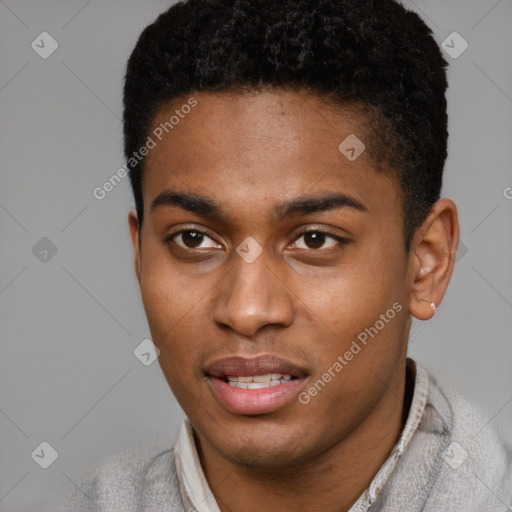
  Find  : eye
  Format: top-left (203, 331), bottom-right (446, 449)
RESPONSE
top-left (167, 228), bottom-right (221, 250)
top-left (291, 230), bottom-right (349, 251)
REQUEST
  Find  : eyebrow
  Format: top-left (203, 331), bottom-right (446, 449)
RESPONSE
top-left (150, 190), bottom-right (368, 221)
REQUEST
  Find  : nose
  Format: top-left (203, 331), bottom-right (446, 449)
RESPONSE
top-left (212, 248), bottom-right (294, 337)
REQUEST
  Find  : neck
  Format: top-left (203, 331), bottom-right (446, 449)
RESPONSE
top-left (195, 357), bottom-right (412, 512)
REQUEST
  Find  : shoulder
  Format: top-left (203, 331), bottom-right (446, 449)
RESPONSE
top-left (378, 363), bottom-right (512, 511)
top-left (427, 370), bottom-right (511, 469)
top-left (420, 368), bottom-right (512, 510)
top-left (65, 445), bottom-right (186, 512)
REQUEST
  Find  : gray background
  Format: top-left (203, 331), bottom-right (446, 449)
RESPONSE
top-left (1, 1), bottom-right (511, 510)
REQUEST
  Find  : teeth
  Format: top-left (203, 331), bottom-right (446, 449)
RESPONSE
top-left (225, 374), bottom-right (293, 383)
top-left (225, 374), bottom-right (294, 389)
top-left (246, 382), bottom-right (271, 389)
top-left (252, 374), bottom-right (272, 383)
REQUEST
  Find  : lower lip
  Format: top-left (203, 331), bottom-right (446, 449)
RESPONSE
top-left (207, 376), bottom-right (305, 415)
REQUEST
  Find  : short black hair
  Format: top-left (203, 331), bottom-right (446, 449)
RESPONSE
top-left (124, 0), bottom-right (449, 251)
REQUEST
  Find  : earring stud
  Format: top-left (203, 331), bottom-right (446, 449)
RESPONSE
top-left (430, 302), bottom-right (437, 313)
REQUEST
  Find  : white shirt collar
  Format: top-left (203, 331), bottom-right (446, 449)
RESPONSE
top-left (174, 416), bottom-right (222, 512)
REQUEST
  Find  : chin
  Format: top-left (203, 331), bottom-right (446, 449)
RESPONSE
top-left (223, 445), bottom-right (305, 470)
top-left (207, 420), bottom-right (319, 470)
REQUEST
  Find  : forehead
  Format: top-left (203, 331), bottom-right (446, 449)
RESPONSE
top-left (142, 89), bottom-right (401, 223)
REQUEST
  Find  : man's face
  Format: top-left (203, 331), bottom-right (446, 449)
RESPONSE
top-left (130, 89), bottom-right (415, 468)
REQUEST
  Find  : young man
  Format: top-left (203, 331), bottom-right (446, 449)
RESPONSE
top-left (69, 0), bottom-right (512, 510)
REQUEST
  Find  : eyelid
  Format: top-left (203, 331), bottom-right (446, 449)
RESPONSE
top-left (289, 227), bottom-right (350, 250)
top-left (163, 225), bottom-right (222, 247)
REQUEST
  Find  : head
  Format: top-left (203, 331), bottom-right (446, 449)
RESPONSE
top-left (125, 0), bottom-right (459, 469)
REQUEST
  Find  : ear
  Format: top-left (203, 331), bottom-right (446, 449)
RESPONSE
top-left (128, 209), bottom-right (142, 286)
top-left (408, 198), bottom-right (460, 320)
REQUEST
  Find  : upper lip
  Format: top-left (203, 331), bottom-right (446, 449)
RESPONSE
top-left (206, 355), bottom-right (308, 379)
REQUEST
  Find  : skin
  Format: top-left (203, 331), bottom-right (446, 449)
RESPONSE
top-left (128, 88), bottom-right (459, 512)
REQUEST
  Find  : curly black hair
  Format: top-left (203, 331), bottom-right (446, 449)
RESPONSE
top-left (124, 0), bottom-right (449, 251)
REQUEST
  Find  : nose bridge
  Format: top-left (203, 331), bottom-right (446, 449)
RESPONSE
top-left (212, 246), bottom-right (294, 336)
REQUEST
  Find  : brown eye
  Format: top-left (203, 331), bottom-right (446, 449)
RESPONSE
top-left (181, 230), bottom-right (204, 248)
top-left (303, 232), bottom-right (327, 249)
top-left (292, 230), bottom-right (342, 251)
top-left (170, 229), bottom-right (221, 250)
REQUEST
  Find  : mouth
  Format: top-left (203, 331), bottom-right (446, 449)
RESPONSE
top-left (205, 355), bottom-right (308, 415)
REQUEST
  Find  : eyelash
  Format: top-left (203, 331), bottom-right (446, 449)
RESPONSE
top-left (164, 226), bottom-right (350, 252)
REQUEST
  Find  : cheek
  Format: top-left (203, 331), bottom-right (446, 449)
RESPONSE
top-left (138, 256), bottom-right (213, 373)
top-left (297, 254), bottom-right (403, 337)
top-left (139, 242), bottom-right (200, 330)
top-left (290, 248), bottom-right (407, 393)
top-left (140, 270), bottom-right (205, 402)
